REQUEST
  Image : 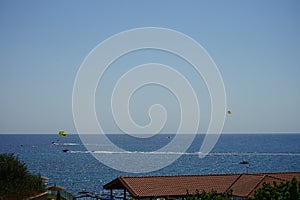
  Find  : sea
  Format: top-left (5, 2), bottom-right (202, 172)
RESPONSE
top-left (0, 134), bottom-right (300, 195)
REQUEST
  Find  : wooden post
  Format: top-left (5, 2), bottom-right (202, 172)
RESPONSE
top-left (123, 189), bottom-right (126, 200)
top-left (110, 189), bottom-right (113, 200)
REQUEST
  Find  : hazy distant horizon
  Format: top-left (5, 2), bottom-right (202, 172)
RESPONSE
top-left (1, 131), bottom-right (300, 135)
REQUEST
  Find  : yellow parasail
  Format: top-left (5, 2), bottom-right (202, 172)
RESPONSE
top-left (58, 130), bottom-right (67, 137)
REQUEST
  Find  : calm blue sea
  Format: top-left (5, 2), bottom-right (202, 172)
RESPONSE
top-left (0, 134), bottom-right (299, 194)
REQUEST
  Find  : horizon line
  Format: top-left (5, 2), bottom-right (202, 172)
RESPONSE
top-left (0, 131), bottom-right (300, 135)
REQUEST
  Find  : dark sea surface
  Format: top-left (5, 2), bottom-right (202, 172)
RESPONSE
top-left (0, 134), bottom-right (300, 194)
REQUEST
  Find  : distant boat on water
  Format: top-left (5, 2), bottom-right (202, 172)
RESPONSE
top-left (239, 160), bottom-right (249, 164)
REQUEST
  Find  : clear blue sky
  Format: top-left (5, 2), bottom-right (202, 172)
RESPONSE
top-left (0, 0), bottom-right (299, 134)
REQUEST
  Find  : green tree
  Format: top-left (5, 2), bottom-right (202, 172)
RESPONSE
top-left (0, 153), bottom-right (45, 199)
top-left (252, 177), bottom-right (300, 200)
top-left (186, 189), bottom-right (232, 200)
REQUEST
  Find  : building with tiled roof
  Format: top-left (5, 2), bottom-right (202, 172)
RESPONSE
top-left (103, 172), bottom-right (300, 199)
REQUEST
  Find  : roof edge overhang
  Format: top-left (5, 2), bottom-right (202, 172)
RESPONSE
top-left (103, 177), bottom-right (139, 197)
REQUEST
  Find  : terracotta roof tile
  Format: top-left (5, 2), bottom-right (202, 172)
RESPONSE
top-left (103, 172), bottom-right (300, 198)
top-left (265, 172), bottom-right (300, 181)
top-left (230, 174), bottom-right (265, 197)
top-left (121, 174), bottom-right (240, 197)
top-left (248, 175), bottom-right (284, 197)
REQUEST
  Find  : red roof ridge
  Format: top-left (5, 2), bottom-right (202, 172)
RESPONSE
top-left (257, 171), bottom-right (300, 176)
top-left (226, 173), bottom-right (243, 192)
top-left (264, 174), bottom-right (289, 182)
top-left (246, 174), bottom-right (289, 197)
top-left (121, 173), bottom-right (242, 179)
top-left (118, 177), bottom-right (139, 197)
top-left (228, 173), bottom-right (266, 197)
top-left (246, 174), bottom-right (268, 197)
top-left (266, 171), bottom-right (300, 174)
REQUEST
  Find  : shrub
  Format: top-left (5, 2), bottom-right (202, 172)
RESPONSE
top-left (0, 153), bottom-right (45, 199)
top-left (186, 189), bottom-right (232, 200)
top-left (252, 176), bottom-right (300, 200)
